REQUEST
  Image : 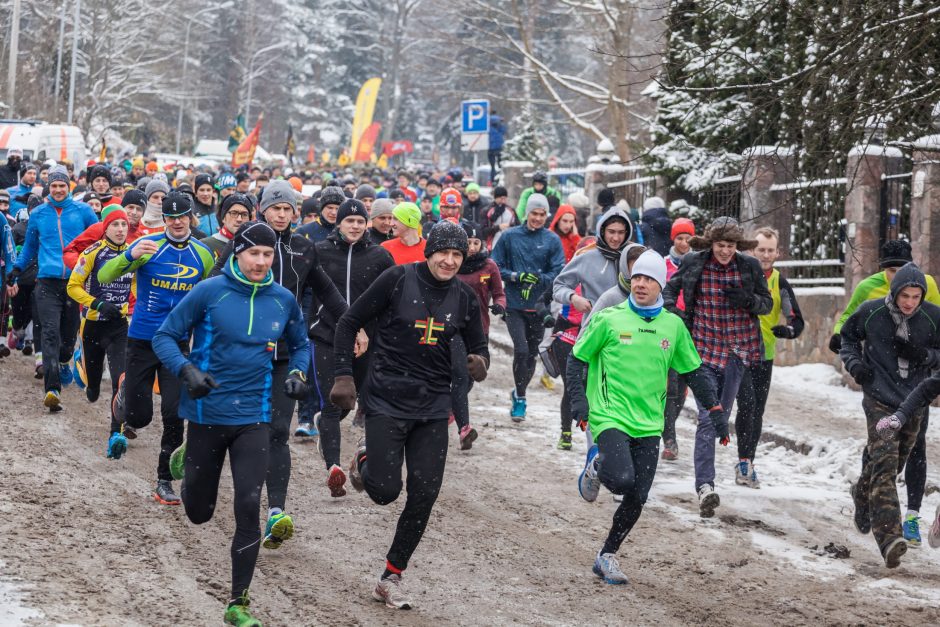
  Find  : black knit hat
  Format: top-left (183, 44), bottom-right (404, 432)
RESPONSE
top-left (122, 189), bottom-right (147, 208)
top-left (319, 185), bottom-right (346, 210)
top-left (219, 193), bottom-right (253, 221)
top-left (493, 186), bottom-right (508, 198)
top-left (425, 220), bottom-right (468, 258)
top-left (194, 173), bottom-right (214, 191)
top-left (301, 197), bottom-right (319, 218)
top-left (880, 239), bottom-right (913, 268)
top-left (462, 221), bottom-right (482, 240)
top-left (336, 199), bottom-right (369, 224)
top-left (162, 191), bottom-right (193, 217)
top-left (88, 164), bottom-right (111, 185)
top-left (233, 221), bottom-right (277, 256)
top-left (597, 188), bottom-right (615, 207)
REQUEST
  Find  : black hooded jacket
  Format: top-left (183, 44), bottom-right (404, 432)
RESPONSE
top-left (639, 207), bottom-right (673, 256)
top-left (309, 229), bottom-right (395, 346)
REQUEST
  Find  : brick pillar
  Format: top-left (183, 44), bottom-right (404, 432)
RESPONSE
top-left (910, 139), bottom-right (940, 278)
top-left (740, 146), bottom-right (795, 258)
top-left (843, 146), bottom-right (899, 293)
top-left (501, 160), bottom-right (533, 209)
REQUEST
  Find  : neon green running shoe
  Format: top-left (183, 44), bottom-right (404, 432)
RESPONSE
top-left (262, 512), bottom-right (294, 550)
top-left (169, 441), bottom-right (186, 481)
top-left (224, 590), bottom-right (262, 627)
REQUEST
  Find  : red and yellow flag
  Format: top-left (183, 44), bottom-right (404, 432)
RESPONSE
top-left (353, 122), bottom-right (381, 162)
top-left (232, 114), bottom-right (263, 167)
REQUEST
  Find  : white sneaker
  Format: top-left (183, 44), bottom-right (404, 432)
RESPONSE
top-left (592, 552), bottom-right (629, 584)
top-left (578, 445), bottom-right (601, 502)
top-left (698, 483), bottom-right (720, 518)
top-left (928, 504), bottom-right (940, 549)
top-left (373, 574), bottom-right (413, 609)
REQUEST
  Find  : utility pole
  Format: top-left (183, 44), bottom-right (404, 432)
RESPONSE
top-left (67, 0), bottom-right (82, 125)
top-left (7, 0), bottom-right (21, 117)
top-left (54, 0), bottom-right (67, 120)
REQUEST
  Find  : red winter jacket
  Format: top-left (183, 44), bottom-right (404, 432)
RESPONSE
top-left (456, 255), bottom-right (506, 336)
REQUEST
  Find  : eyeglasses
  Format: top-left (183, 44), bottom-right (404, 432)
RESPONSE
top-left (227, 211), bottom-right (250, 220)
top-left (165, 215), bottom-right (189, 223)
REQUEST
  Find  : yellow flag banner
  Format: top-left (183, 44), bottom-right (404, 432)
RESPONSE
top-left (232, 115), bottom-right (263, 168)
top-left (349, 77), bottom-right (382, 158)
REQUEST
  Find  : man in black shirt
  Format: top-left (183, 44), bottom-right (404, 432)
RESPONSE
top-left (331, 220), bottom-right (489, 610)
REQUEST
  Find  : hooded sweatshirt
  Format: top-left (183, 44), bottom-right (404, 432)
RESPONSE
top-left (639, 206), bottom-right (672, 256)
top-left (579, 242), bottom-right (644, 333)
top-left (840, 263), bottom-right (940, 408)
top-left (552, 207), bottom-right (630, 307)
top-left (549, 205), bottom-right (582, 262)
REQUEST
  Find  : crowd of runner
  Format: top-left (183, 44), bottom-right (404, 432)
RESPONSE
top-left (1, 149), bottom-right (939, 624)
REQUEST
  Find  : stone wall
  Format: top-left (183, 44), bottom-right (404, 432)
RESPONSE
top-left (773, 288), bottom-right (844, 367)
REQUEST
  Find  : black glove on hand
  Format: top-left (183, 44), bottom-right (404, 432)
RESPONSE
top-left (489, 303), bottom-right (505, 316)
top-left (723, 287), bottom-right (753, 310)
top-left (828, 333), bottom-right (842, 353)
top-left (467, 354), bottom-right (488, 382)
top-left (849, 363), bottom-right (874, 386)
top-left (895, 338), bottom-right (928, 365)
top-left (92, 299), bottom-right (122, 321)
top-left (283, 370), bottom-right (308, 400)
top-left (330, 375), bottom-right (357, 411)
top-left (571, 395), bottom-right (589, 427)
top-left (771, 325), bottom-right (794, 339)
top-left (179, 363), bottom-right (218, 399)
top-left (519, 272), bottom-right (540, 285)
top-left (708, 406), bottom-right (729, 443)
top-left (5, 268), bottom-right (19, 287)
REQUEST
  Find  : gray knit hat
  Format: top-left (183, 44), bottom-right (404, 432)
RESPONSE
top-left (355, 184), bottom-right (376, 201)
top-left (144, 179), bottom-right (170, 200)
top-left (370, 198), bottom-right (394, 218)
top-left (260, 180), bottom-right (297, 214)
top-left (525, 193), bottom-right (550, 217)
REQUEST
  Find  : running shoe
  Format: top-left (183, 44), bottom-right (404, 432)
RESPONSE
top-left (22, 339), bottom-right (33, 356)
top-left (43, 390), bottom-right (61, 411)
top-left (579, 445), bottom-right (601, 502)
top-left (153, 480), bottom-right (181, 505)
top-left (58, 361), bottom-right (73, 388)
top-left (697, 483), bottom-right (720, 518)
top-left (314, 412), bottom-right (324, 459)
top-left (661, 439), bottom-right (678, 461)
top-left (112, 373), bottom-right (126, 423)
top-left (107, 431), bottom-right (128, 460)
top-left (928, 504), bottom-right (940, 549)
top-left (169, 441), bottom-right (186, 481)
top-left (86, 384), bottom-right (100, 404)
top-left (224, 590), bottom-right (262, 627)
top-left (540, 373), bottom-right (555, 391)
top-left (593, 552), bottom-right (629, 585)
top-left (903, 514), bottom-right (922, 547)
top-left (294, 421), bottom-right (317, 437)
top-left (349, 443), bottom-right (367, 492)
top-left (459, 425), bottom-right (478, 450)
top-left (263, 512), bottom-right (294, 550)
top-left (373, 574), bottom-right (413, 609)
top-left (735, 460), bottom-right (759, 488)
top-left (327, 464), bottom-right (347, 498)
top-left (72, 347), bottom-right (85, 390)
top-left (34, 362), bottom-right (43, 380)
top-left (124, 425), bottom-right (137, 440)
top-left (510, 390), bottom-right (526, 422)
top-left (851, 482), bottom-right (871, 535)
top-left (557, 431), bottom-right (573, 451)
top-left (0, 339), bottom-right (9, 358)
top-left (883, 537), bottom-right (907, 569)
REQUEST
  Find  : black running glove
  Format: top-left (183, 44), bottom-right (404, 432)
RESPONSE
top-left (489, 303), bottom-right (505, 316)
top-left (92, 299), bottom-right (122, 321)
top-left (723, 287), bottom-right (753, 310)
top-left (518, 272), bottom-right (540, 285)
top-left (179, 363), bottom-right (218, 399)
top-left (828, 333), bottom-right (842, 354)
top-left (284, 369), bottom-right (308, 400)
top-left (895, 338), bottom-right (928, 365)
top-left (708, 406), bottom-right (729, 444)
top-left (771, 325), bottom-right (794, 339)
top-left (849, 363), bottom-right (874, 386)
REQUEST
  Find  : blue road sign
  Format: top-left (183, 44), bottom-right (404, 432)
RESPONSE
top-left (461, 100), bottom-right (490, 134)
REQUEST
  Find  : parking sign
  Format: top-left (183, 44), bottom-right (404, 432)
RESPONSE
top-left (461, 99), bottom-right (490, 151)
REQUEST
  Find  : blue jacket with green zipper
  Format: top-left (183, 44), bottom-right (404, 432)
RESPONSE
top-left (152, 256), bottom-right (310, 426)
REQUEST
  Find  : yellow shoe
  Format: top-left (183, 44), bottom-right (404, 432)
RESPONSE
top-left (540, 373), bottom-right (556, 391)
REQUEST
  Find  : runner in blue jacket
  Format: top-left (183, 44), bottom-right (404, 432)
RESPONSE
top-left (152, 221), bottom-right (310, 627)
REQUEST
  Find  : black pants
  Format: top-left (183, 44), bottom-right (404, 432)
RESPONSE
top-left (10, 281), bottom-right (33, 331)
top-left (79, 317), bottom-right (128, 433)
top-left (734, 360), bottom-right (774, 461)
top-left (35, 278), bottom-right (80, 392)
top-left (505, 309), bottom-right (543, 398)
top-left (363, 414), bottom-right (448, 571)
top-left (662, 369), bottom-right (687, 444)
top-left (312, 339), bottom-right (370, 469)
top-left (266, 360), bottom-right (298, 511)
top-left (450, 335), bottom-right (470, 429)
top-left (181, 421), bottom-right (269, 601)
top-left (124, 337), bottom-right (185, 482)
top-left (553, 338), bottom-right (575, 432)
top-left (487, 148), bottom-right (502, 182)
top-left (596, 429), bottom-right (660, 555)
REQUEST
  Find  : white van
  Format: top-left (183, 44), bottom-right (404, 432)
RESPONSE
top-left (0, 119), bottom-right (88, 167)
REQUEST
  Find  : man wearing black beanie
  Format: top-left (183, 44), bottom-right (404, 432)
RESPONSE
top-left (329, 219), bottom-right (488, 609)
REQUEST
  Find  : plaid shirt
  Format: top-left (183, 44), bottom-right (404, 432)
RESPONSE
top-left (691, 257), bottom-right (764, 369)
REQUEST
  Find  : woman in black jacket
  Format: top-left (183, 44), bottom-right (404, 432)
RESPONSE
top-left (310, 199), bottom-right (394, 497)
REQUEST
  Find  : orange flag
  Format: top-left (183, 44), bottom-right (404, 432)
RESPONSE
top-left (353, 122), bottom-right (381, 162)
top-left (232, 114), bottom-right (264, 167)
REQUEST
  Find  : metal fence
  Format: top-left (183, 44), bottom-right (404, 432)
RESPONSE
top-left (691, 177), bottom-right (742, 223)
top-left (880, 171), bottom-right (912, 247)
top-left (770, 178), bottom-right (848, 281)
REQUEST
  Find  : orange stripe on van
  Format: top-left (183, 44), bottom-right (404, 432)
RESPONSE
top-left (0, 126), bottom-right (13, 149)
top-left (60, 128), bottom-right (68, 160)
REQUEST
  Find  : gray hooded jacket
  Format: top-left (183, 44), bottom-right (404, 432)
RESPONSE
top-left (552, 207), bottom-right (631, 306)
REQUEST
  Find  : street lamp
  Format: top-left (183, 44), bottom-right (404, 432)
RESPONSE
top-left (244, 40), bottom-right (291, 123)
top-left (176, 2), bottom-right (233, 154)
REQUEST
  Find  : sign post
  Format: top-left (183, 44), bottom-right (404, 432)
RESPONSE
top-left (460, 99), bottom-right (490, 152)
